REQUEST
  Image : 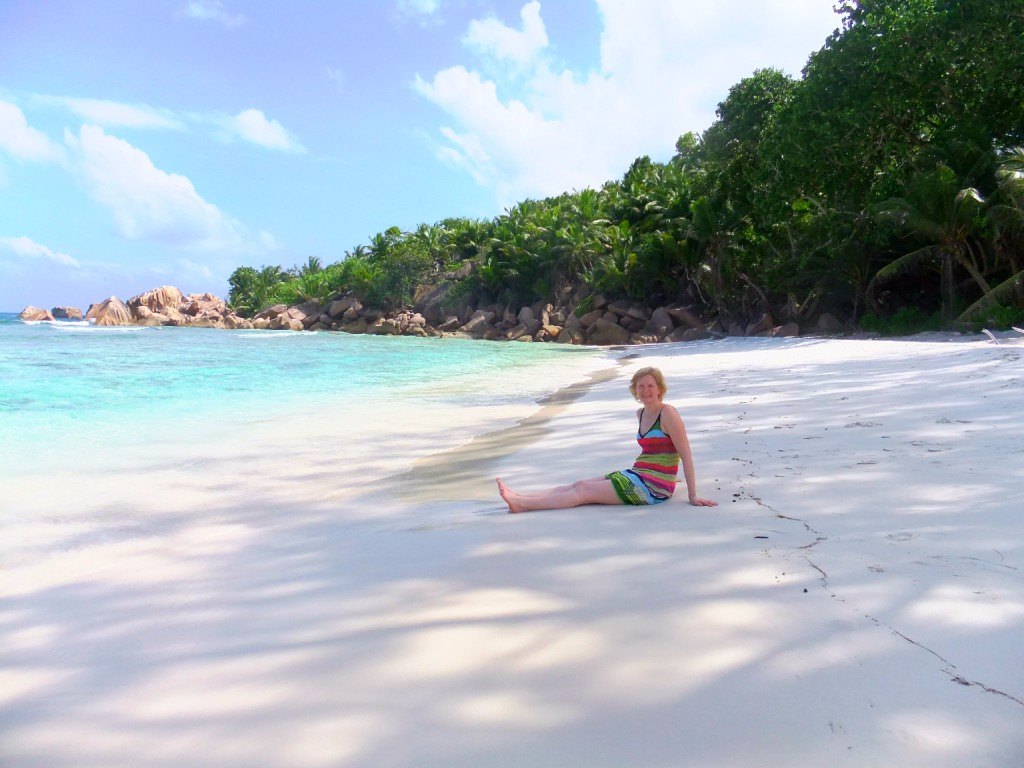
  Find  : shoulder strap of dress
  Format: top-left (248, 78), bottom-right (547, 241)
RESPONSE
top-left (639, 407), bottom-right (664, 436)
top-left (652, 407), bottom-right (664, 429)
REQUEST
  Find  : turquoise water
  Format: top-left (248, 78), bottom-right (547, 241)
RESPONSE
top-left (0, 313), bottom-right (602, 478)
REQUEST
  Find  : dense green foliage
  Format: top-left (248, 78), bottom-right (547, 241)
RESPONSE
top-left (230, 0), bottom-right (1024, 331)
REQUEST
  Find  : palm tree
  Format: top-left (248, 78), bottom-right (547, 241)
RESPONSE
top-left (870, 162), bottom-right (989, 325)
top-left (959, 148), bottom-right (1024, 321)
top-left (688, 194), bottom-right (742, 312)
top-left (298, 256), bottom-right (323, 276)
top-left (412, 222), bottom-right (450, 276)
top-left (227, 266), bottom-right (259, 315)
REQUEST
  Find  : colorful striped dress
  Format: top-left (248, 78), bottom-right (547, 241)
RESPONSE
top-left (606, 409), bottom-right (680, 505)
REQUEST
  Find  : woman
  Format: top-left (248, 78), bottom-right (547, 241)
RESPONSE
top-left (497, 366), bottom-right (717, 513)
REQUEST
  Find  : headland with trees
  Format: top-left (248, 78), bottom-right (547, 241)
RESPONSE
top-left (227, 0), bottom-right (1024, 341)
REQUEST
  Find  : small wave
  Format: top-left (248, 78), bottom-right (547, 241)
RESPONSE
top-left (50, 322), bottom-right (148, 333)
top-left (235, 330), bottom-right (320, 339)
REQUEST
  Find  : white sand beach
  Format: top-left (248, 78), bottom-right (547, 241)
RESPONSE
top-left (2, 335), bottom-right (1022, 767)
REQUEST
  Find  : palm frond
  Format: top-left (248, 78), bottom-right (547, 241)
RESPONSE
top-left (871, 244), bottom-right (938, 284)
top-left (956, 269), bottom-right (1024, 322)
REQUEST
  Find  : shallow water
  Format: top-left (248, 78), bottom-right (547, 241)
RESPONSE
top-left (0, 313), bottom-right (606, 486)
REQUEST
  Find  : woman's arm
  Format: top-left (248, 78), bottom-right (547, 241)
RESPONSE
top-left (661, 405), bottom-right (718, 507)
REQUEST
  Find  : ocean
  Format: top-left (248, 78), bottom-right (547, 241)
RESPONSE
top-left (0, 313), bottom-right (607, 489)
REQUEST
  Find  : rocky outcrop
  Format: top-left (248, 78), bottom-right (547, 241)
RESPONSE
top-left (231, 288), bottom-right (809, 348)
top-left (44, 279), bottom-right (813, 347)
top-left (664, 305), bottom-right (704, 330)
top-left (51, 306), bottom-right (83, 320)
top-left (645, 307), bottom-right (674, 337)
top-left (127, 286), bottom-right (184, 315)
top-left (75, 286), bottom-right (251, 329)
top-left (745, 312), bottom-right (775, 337)
top-left (19, 306), bottom-right (55, 322)
top-left (769, 322), bottom-right (800, 338)
top-left (587, 317), bottom-right (631, 346)
top-left (666, 325), bottom-right (710, 342)
top-left (182, 292), bottom-right (225, 315)
top-left (817, 313), bottom-right (844, 333)
top-left (459, 309), bottom-right (497, 337)
top-left (86, 297), bottom-right (132, 326)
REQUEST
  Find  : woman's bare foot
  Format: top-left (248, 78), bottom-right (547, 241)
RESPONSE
top-left (496, 478), bottom-right (527, 514)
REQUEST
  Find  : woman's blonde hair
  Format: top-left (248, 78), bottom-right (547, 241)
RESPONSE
top-left (629, 366), bottom-right (667, 401)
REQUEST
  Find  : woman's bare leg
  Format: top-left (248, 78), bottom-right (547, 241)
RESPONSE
top-left (497, 477), bottom-right (623, 513)
top-left (516, 475), bottom-right (606, 496)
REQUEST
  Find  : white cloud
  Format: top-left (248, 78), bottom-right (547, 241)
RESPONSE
top-left (257, 230), bottom-right (279, 250)
top-left (464, 1), bottom-right (548, 68)
top-left (437, 127), bottom-right (491, 185)
top-left (416, 0), bottom-right (842, 203)
top-left (224, 109), bottom-right (306, 153)
top-left (31, 95), bottom-right (305, 153)
top-left (177, 258), bottom-right (214, 280)
top-left (36, 96), bottom-right (184, 130)
top-left (65, 124), bottom-right (260, 252)
top-left (326, 67), bottom-right (345, 90)
top-left (398, 0), bottom-right (441, 17)
top-left (0, 100), bottom-right (66, 164)
top-left (0, 236), bottom-right (79, 267)
top-left (183, 0), bottom-right (245, 28)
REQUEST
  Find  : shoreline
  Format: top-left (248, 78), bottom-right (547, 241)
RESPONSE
top-left (381, 354), bottom-right (632, 507)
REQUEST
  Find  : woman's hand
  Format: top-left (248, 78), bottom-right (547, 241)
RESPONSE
top-left (688, 496), bottom-right (718, 507)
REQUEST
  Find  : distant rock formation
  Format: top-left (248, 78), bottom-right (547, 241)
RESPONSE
top-left (29, 281), bottom-right (819, 346)
top-left (86, 297), bottom-right (132, 326)
top-left (19, 306), bottom-right (55, 322)
top-left (127, 286), bottom-right (184, 315)
top-left (76, 285), bottom-right (253, 329)
top-left (51, 306), bottom-right (83, 320)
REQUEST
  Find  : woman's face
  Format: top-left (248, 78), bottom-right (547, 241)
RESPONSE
top-left (636, 375), bottom-right (662, 404)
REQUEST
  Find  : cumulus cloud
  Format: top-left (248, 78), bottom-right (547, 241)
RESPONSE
top-left (183, 0), bottom-right (245, 28)
top-left (464, 1), bottom-right (548, 68)
top-left (177, 258), bottom-right (214, 280)
top-left (414, 65), bottom-right (600, 200)
top-left (0, 236), bottom-right (79, 267)
top-left (65, 124), bottom-right (258, 252)
top-left (0, 100), bottom-right (66, 164)
top-left (31, 95), bottom-right (305, 153)
top-left (36, 96), bottom-right (184, 130)
top-left (416, 0), bottom-right (841, 203)
top-left (223, 109), bottom-right (306, 153)
top-left (398, 0), bottom-right (441, 18)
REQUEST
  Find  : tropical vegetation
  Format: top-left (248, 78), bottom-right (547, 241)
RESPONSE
top-left (229, 0), bottom-right (1024, 333)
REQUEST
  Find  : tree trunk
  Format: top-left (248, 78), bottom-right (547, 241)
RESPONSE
top-left (941, 250), bottom-right (955, 326)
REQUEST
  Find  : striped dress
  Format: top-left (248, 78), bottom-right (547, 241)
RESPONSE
top-left (606, 409), bottom-right (680, 505)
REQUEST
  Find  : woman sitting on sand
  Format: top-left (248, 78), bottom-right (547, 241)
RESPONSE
top-left (497, 366), bottom-right (717, 513)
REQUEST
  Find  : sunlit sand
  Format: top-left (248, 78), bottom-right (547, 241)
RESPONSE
top-left (2, 335), bottom-right (1022, 767)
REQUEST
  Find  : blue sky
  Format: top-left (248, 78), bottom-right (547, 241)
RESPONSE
top-left (0, 0), bottom-right (842, 311)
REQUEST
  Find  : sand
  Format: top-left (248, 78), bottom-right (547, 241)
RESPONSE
top-left (2, 334), bottom-right (1022, 767)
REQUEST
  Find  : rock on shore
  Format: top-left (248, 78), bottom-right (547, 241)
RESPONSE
top-left (75, 286), bottom-right (254, 330)
top-left (29, 282), bottom-right (822, 347)
top-left (86, 297), bottom-right (132, 326)
top-left (248, 288), bottom-right (813, 347)
top-left (52, 306), bottom-right (83, 320)
top-left (19, 306), bottom-right (55, 322)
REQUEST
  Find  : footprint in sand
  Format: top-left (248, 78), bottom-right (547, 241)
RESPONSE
top-left (887, 532), bottom-right (916, 542)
